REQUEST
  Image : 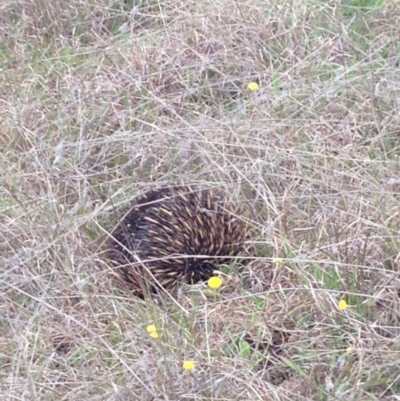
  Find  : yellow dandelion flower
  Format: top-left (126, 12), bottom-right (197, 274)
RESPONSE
top-left (146, 324), bottom-right (159, 339)
top-left (338, 300), bottom-right (347, 311)
top-left (183, 360), bottom-right (195, 371)
top-left (208, 276), bottom-right (223, 290)
top-left (247, 82), bottom-right (259, 91)
top-left (272, 257), bottom-right (284, 264)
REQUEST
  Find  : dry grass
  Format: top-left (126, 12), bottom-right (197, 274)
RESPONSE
top-left (1, 0), bottom-right (400, 399)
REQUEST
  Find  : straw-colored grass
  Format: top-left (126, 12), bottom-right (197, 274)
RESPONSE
top-left (1, 0), bottom-right (400, 399)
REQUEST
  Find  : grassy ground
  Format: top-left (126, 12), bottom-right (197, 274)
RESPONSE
top-left (1, 0), bottom-right (400, 399)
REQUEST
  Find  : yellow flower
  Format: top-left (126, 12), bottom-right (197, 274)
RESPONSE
top-left (208, 276), bottom-right (223, 290)
top-left (247, 82), bottom-right (259, 91)
top-left (346, 347), bottom-right (353, 354)
top-left (272, 258), bottom-right (284, 264)
top-left (338, 300), bottom-right (347, 311)
top-left (183, 360), bottom-right (195, 371)
top-left (146, 324), bottom-right (159, 339)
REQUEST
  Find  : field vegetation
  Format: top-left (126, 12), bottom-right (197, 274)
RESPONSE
top-left (1, 0), bottom-right (400, 399)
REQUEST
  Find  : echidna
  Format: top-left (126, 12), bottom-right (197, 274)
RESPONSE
top-left (106, 185), bottom-right (248, 297)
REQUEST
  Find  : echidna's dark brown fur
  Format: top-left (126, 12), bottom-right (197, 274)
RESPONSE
top-left (106, 185), bottom-right (248, 298)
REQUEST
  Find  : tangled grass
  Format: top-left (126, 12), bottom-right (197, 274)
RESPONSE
top-left (1, 0), bottom-right (400, 399)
